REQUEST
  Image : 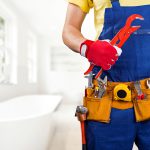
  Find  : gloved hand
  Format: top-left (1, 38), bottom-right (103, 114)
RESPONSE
top-left (80, 40), bottom-right (122, 70)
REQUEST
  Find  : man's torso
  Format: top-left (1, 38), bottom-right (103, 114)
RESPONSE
top-left (94, 0), bottom-right (150, 38)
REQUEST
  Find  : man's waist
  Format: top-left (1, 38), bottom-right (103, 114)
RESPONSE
top-left (91, 78), bottom-right (150, 109)
top-left (84, 77), bottom-right (150, 122)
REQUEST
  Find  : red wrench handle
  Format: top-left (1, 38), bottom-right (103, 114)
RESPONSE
top-left (84, 64), bottom-right (95, 75)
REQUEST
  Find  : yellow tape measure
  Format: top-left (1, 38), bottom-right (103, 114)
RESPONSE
top-left (113, 84), bottom-right (131, 101)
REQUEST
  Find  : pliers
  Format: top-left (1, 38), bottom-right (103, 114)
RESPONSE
top-left (84, 14), bottom-right (144, 79)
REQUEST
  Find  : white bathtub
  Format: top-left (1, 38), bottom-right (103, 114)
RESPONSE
top-left (0, 95), bottom-right (62, 150)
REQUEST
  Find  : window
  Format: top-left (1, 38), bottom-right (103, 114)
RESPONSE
top-left (0, 16), bottom-right (5, 82)
top-left (0, 2), bottom-right (18, 84)
top-left (50, 45), bottom-right (85, 72)
top-left (27, 31), bottom-right (37, 83)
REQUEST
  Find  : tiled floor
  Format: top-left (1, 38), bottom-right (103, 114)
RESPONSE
top-left (49, 104), bottom-right (138, 150)
top-left (49, 104), bottom-right (81, 150)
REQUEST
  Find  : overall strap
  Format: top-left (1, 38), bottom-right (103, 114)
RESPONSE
top-left (110, 0), bottom-right (120, 8)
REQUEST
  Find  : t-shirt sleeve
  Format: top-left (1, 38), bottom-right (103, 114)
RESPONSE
top-left (68, 0), bottom-right (93, 13)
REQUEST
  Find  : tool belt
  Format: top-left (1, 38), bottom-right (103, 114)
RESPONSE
top-left (83, 78), bottom-right (150, 123)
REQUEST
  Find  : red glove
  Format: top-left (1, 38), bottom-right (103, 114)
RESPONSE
top-left (80, 40), bottom-right (122, 70)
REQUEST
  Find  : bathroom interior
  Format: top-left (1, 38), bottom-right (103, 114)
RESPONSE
top-left (0, 0), bottom-right (138, 150)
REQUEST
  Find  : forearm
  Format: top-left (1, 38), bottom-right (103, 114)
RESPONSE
top-left (62, 25), bottom-right (86, 53)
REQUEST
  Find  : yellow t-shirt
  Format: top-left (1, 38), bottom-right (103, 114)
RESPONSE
top-left (68, 0), bottom-right (150, 38)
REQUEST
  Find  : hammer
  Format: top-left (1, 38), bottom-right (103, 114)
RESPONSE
top-left (75, 106), bottom-right (88, 150)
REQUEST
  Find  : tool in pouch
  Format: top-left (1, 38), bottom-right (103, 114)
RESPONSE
top-left (84, 72), bottom-right (93, 88)
top-left (84, 14), bottom-right (144, 79)
top-left (113, 81), bottom-right (146, 101)
top-left (95, 76), bottom-right (107, 98)
top-left (85, 73), bottom-right (107, 98)
top-left (134, 81), bottom-right (145, 100)
top-left (75, 106), bottom-right (88, 150)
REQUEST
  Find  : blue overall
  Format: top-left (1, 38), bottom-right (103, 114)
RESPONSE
top-left (86, 0), bottom-right (150, 149)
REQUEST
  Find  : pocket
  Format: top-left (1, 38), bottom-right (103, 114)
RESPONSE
top-left (132, 29), bottom-right (150, 49)
top-left (132, 29), bottom-right (150, 35)
top-left (83, 94), bottom-right (112, 123)
top-left (114, 29), bottom-right (150, 35)
top-left (133, 89), bottom-right (150, 122)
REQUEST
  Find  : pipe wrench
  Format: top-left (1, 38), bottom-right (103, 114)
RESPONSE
top-left (84, 14), bottom-right (144, 79)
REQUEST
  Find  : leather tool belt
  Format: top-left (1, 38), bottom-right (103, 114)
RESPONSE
top-left (83, 78), bottom-right (150, 123)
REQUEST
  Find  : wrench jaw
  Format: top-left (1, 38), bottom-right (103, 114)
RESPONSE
top-left (135, 17), bottom-right (144, 20)
top-left (127, 26), bottom-right (141, 37)
top-left (130, 26), bottom-right (141, 32)
top-left (112, 14), bottom-right (144, 47)
top-left (126, 14), bottom-right (144, 26)
top-left (116, 14), bottom-right (144, 47)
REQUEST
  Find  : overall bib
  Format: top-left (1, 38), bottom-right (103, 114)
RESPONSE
top-left (85, 0), bottom-right (150, 149)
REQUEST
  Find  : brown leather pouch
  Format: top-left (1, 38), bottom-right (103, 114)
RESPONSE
top-left (83, 89), bottom-right (112, 123)
top-left (133, 89), bottom-right (150, 122)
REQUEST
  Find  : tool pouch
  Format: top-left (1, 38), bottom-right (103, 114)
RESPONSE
top-left (133, 89), bottom-right (150, 122)
top-left (83, 88), bottom-right (112, 123)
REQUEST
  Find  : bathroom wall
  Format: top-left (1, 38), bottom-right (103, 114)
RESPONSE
top-left (0, 0), bottom-right (38, 101)
top-left (37, 9), bottom-right (96, 104)
top-left (0, 0), bottom-right (96, 103)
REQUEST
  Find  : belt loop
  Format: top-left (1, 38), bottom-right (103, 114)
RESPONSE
top-left (110, 0), bottom-right (120, 8)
